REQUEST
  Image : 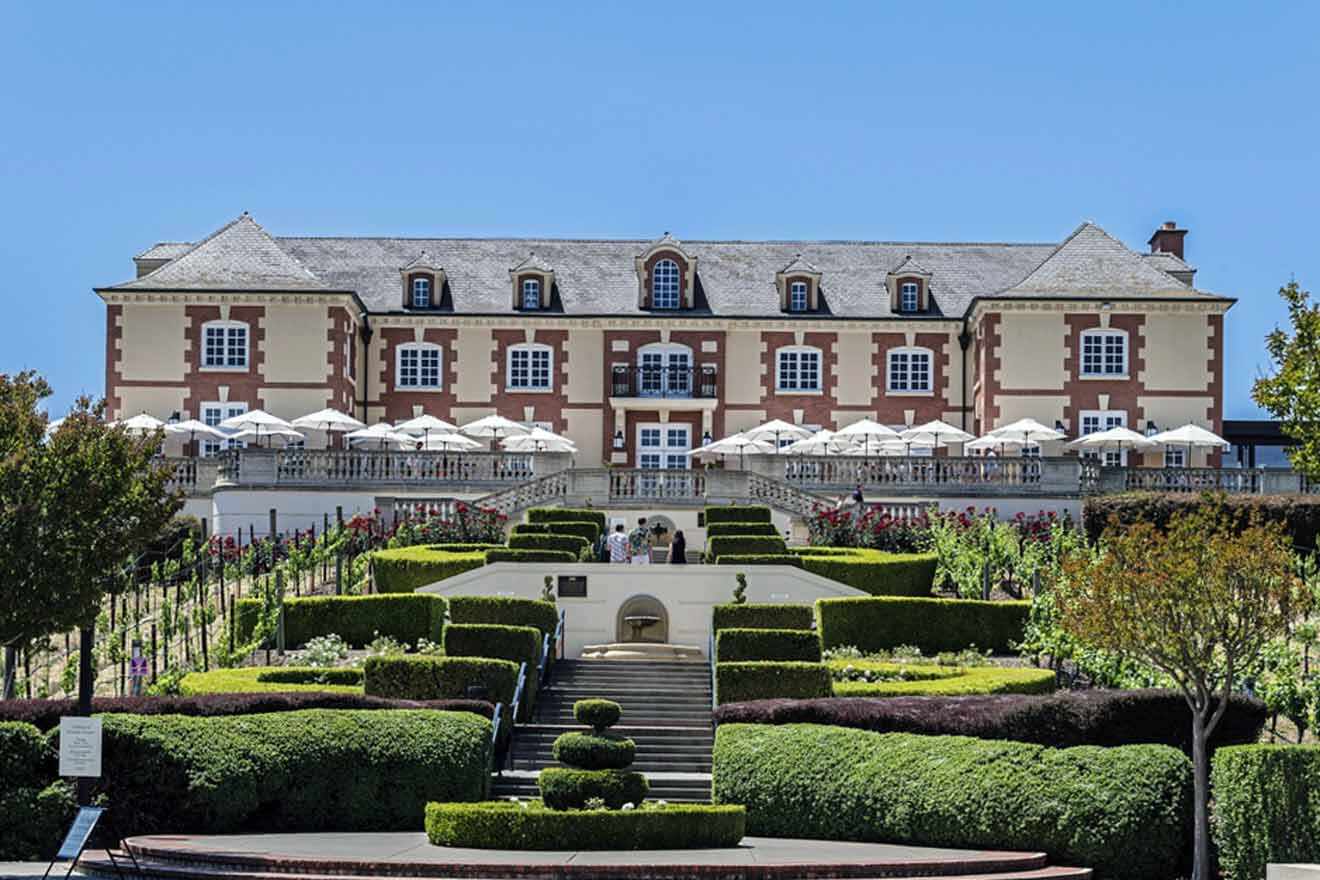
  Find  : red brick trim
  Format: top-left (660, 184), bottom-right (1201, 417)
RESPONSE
top-left (104, 304), bottom-right (123, 418)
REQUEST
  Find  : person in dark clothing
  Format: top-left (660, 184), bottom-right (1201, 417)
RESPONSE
top-left (669, 530), bottom-right (687, 564)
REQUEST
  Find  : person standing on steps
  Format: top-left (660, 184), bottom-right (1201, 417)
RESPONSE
top-left (607, 523), bottom-right (629, 563)
top-left (669, 530), bottom-right (687, 565)
top-left (628, 517), bottom-right (652, 565)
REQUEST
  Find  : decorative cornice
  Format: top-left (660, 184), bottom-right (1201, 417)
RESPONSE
top-left (967, 297), bottom-right (1233, 323)
top-left (366, 313), bottom-right (962, 334)
top-left (96, 289), bottom-right (366, 316)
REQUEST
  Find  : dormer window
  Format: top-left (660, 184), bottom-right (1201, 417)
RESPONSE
top-left (521, 278), bottom-right (541, 310)
top-left (509, 252), bottom-right (554, 310)
top-left (634, 234), bottom-right (696, 310)
top-left (399, 252), bottom-right (445, 310)
top-left (652, 259), bottom-right (681, 309)
top-left (411, 277), bottom-right (432, 308)
top-left (789, 281), bottom-right (809, 312)
top-left (900, 282), bottom-right (919, 313)
top-left (776, 255), bottom-right (823, 313)
top-left (887, 255), bottom-right (933, 314)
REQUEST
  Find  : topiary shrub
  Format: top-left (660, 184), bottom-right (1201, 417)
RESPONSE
top-left (528, 507), bottom-right (608, 533)
top-left (448, 596), bottom-right (559, 638)
top-left (507, 532), bottom-right (591, 559)
top-left (363, 656), bottom-right (520, 708)
top-left (574, 698), bottom-right (622, 731)
top-left (792, 548), bottom-right (938, 597)
top-left (552, 732), bottom-right (636, 770)
top-left (716, 628), bottom-right (822, 663)
top-left (1212, 744), bottom-right (1320, 880)
top-left (179, 667), bottom-right (364, 696)
top-left (484, 548), bottom-right (576, 564)
top-left (425, 801), bottom-right (745, 850)
top-left (711, 603), bottom-right (813, 632)
top-left (816, 596), bottom-right (1029, 654)
top-left (85, 710), bottom-right (491, 835)
top-left (706, 522), bottom-right (779, 537)
top-left (714, 554), bottom-right (803, 567)
top-left (0, 722), bottom-right (75, 860)
top-left (544, 520), bottom-right (601, 544)
top-left (538, 767), bottom-right (650, 810)
top-left (512, 523), bottom-right (551, 535)
top-left (714, 724), bottom-right (1192, 880)
top-left (706, 535), bottom-right (787, 561)
top-left (715, 661), bottom-right (832, 705)
top-left (372, 546), bottom-right (488, 593)
top-left (444, 624), bottom-right (542, 671)
top-left (705, 505), bottom-right (772, 524)
top-left (236, 594), bottom-right (447, 648)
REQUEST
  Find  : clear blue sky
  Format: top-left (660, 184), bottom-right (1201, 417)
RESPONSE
top-left (3, 1), bottom-right (1316, 419)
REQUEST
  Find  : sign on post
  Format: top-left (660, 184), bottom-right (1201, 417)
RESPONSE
top-left (58, 717), bottom-right (102, 778)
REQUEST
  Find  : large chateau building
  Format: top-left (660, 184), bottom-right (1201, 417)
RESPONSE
top-left (98, 214), bottom-right (1230, 468)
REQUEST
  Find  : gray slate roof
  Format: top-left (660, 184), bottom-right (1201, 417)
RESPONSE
top-left (106, 215), bottom-right (1226, 318)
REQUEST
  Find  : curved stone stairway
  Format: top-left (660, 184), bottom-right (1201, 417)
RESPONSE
top-left (492, 658), bottom-right (714, 803)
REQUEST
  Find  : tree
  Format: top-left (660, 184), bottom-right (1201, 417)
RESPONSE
top-left (1056, 503), bottom-right (1311, 880)
top-left (1253, 280), bottom-right (1320, 477)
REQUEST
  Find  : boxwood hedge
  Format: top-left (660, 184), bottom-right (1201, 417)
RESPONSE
top-left (179, 667), bottom-right (363, 696)
top-left (538, 767), bottom-right (649, 810)
top-left (713, 723), bottom-right (1192, 880)
top-left (84, 709), bottom-right (491, 835)
top-left (705, 505), bottom-right (772, 524)
top-left (706, 535), bottom-right (787, 560)
top-left (715, 661), bottom-right (832, 705)
top-left (827, 662), bottom-right (1056, 697)
top-left (542, 520), bottom-right (602, 543)
top-left (0, 722), bottom-right (74, 860)
top-left (716, 627), bottom-right (822, 662)
top-left (484, 548), bottom-right (577, 564)
top-left (1212, 744), bottom-right (1320, 880)
top-left (425, 801), bottom-right (746, 850)
top-left (444, 623), bottom-right (542, 671)
top-left (507, 532), bottom-right (592, 559)
top-left (711, 603), bottom-right (814, 632)
top-left (713, 554), bottom-right (803, 567)
top-left (448, 595), bottom-right (559, 637)
top-left (816, 596), bottom-right (1030, 653)
top-left (363, 655), bottom-right (520, 711)
top-left (793, 548), bottom-right (937, 597)
top-left (528, 507), bottom-right (608, 532)
top-left (236, 594), bottom-right (447, 647)
top-left (706, 521), bottom-right (780, 537)
top-left (553, 732), bottom-right (636, 769)
top-left (1084, 492), bottom-right (1320, 550)
top-left (372, 545), bottom-right (489, 593)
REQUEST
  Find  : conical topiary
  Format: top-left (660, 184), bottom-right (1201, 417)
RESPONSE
top-left (538, 698), bottom-right (649, 810)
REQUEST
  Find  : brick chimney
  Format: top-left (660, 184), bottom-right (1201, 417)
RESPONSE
top-left (1148, 221), bottom-right (1187, 260)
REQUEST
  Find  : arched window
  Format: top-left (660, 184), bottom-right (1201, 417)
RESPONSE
top-left (521, 278), bottom-right (541, 310)
top-left (396, 342), bottom-right (442, 390)
top-left (651, 258), bottom-right (681, 309)
top-left (201, 320), bottom-right (248, 369)
top-left (776, 345), bottom-right (823, 392)
top-left (411, 276), bottom-right (432, 308)
top-left (887, 346), bottom-right (933, 393)
top-left (789, 280), bottom-right (809, 312)
top-left (637, 342), bottom-right (693, 397)
top-left (900, 282), bottom-right (920, 313)
top-left (507, 343), bottom-right (554, 391)
top-left (1079, 328), bottom-right (1128, 377)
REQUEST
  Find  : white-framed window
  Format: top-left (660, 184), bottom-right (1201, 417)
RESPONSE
top-left (396, 343), bottom-right (442, 389)
top-left (651, 258), bottom-right (681, 309)
top-left (411, 277), bottom-right (432, 308)
top-left (521, 278), bottom-right (541, 310)
top-left (789, 280), bottom-right (809, 312)
top-left (900, 282), bottom-right (920, 313)
top-left (507, 343), bottom-right (553, 391)
top-left (637, 422), bottom-right (690, 470)
top-left (887, 347), bottom-right (933, 393)
top-left (637, 343), bottom-right (692, 397)
top-left (200, 402), bottom-right (247, 457)
top-left (1080, 409), bottom-right (1127, 467)
top-left (1164, 446), bottom-right (1186, 468)
top-left (1080, 329), bottom-right (1127, 377)
top-left (776, 346), bottom-right (822, 392)
top-left (202, 320), bottom-right (248, 369)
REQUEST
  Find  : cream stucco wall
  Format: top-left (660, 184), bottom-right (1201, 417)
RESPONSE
top-left (120, 305), bottom-right (187, 382)
top-left (723, 330), bottom-right (762, 405)
top-left (996, 313), bottom-right (1067, 390)
top-left (723, 409), bottom-right (767, 435)
top-left (1140, 314), bottom-right (1212, 392)
top-left (117, 386), bottom-right (188, 421)
top-left (1135, 392), bottom-right (1217, 467)
top-left (261, 306), bottom-right (330, 383)
top-left (941, 330), bottom-right (965, 410)
top-left (261, 387), bottom-right (331, 421)
top-left (832, 332), bottom-right (875, 407)
top-left (453, 328), bottom-right (494, 402)
top-left (564, 408), bottom-right (605, 466)
top-left (565, 329), bottom-right (604, 404)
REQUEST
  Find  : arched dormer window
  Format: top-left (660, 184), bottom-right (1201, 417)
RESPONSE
top-left (634, 233), bottom-right (696, 309)
top-left (395, 342), bottom-right (443, 390)
top-left (509, 252), bottom-right (554, 310)
top-left (399, 252), bottom-right (444, 310)
top-left (521, 278), bottom-right (541, 310)
top-left (775, 345), bottom-right (823, 393)
top-left (886, 255), bottom-right (933, 314)
top-left (201, 320), bottom-right (248, 370)
top-left (411, 276), bottom-right (432, 308)
top-left (652, 259), bottom-right (681, 309)
top-left (1079, 328), bottom-right (1128, 378)
top-left (887, 346), bottom-right (934, 394)
top-left (789, 281), bottom-right (809, 312)
top-left (507, 342), bottom-right (554, 391)
top-left (900, 282), bottom-right (919, 313)
top-left (637, 342), bottom-right (693, 396)
top-left (776, 255), bottom-right (823, 313)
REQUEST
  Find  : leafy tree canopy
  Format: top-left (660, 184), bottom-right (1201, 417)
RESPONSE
top-left (1254, 280), bottom-right (1320, 477)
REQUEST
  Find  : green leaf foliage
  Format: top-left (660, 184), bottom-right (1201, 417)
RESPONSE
top-left (711, 603), bottom-right (813, 632)
top-left (574, 698), bottom-right (622, 731)
top-left (0, 722), bottom-right (75, 860)
top-left (371, 545), bottom-right (489, 593)
top-left (706, 535), bottom-right (787, 561)
top-left (527, 507), bottom-right (608, 532)
top-left (713, 554), bottom-right (802, 567)
top-left (706, 521), bottom-right (779, 537)
top-left (816, 596), bottom-right (1030, 654)
top-left (538, 767), bottom-right (649, 809)
top-left (716, 627), bottom-right (822, 662)
top-left (507, 532), bottom-right (592, 559)
top-left (425, 801), bottom-right (746, 850)
top-left (484, 548), bottom-right (577, 564)
top-left (444, 623), bottom-right (541, 671)
top-left (827, 662), bottom-right (1056, 697)
top-left (545, 520), bottom-right (602, 543)
top-left (552, 731), bottom-right (636, 770)
top-left (793, 548), bottom-right (938, 596)
top-left (511, 523), bottom-right (551, 534)
top-left (715, 661), bottom-right (832, 704)
top-left (704, 505), bottom-right (772, 524)
top-left (1083, 491), bottom-right (1320, 551)
top-left (236, 594), bottom-right (447, 647)
top-left (1212, 744), bottom-right (1320, 880)
top-left (713, 723), bottom-right (1192, 880)
top-left (1253, 281), bottom-right (1320, 479)
top-left (363, 655), bottom-right (519, 706)
top-left (178, 666), bottom-right (364, 695)
top-left (448, 596), bottom-right (559, 638)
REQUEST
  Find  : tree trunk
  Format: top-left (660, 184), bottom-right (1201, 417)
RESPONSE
top-left (1, 644), bottom-right (16, 700)
top-left (77, 625), bottom-right (95, 806)
top-left (1191, 710), bottom-right (1212, 880)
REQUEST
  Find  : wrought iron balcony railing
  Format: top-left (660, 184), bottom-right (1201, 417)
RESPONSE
top-left (611, 365), bottom-right (718, 399)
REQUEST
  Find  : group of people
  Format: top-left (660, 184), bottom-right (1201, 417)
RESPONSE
top-left (602, 516), bottom-right (688, 565)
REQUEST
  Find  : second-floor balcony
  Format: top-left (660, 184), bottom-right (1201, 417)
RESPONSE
top-left (611, 365), bottom-right (719, 399)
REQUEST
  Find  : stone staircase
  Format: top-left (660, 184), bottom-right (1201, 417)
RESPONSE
top-left (492, 659), bottom-right (714, 803)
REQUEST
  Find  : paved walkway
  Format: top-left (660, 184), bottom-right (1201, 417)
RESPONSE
top-left (0, 863), bottom-right (52, 880)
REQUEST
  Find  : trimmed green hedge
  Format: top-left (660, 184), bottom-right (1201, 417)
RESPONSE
top-left (485, 548), bottom-right (576, 564)
top-left (543, 520), bottom-right (601, 543)
top-left (714, 554), bottom-right (803, 567)
top-left (715, 661), bottom-right (832, 705)
top-left (705, 505), bottom-right (772, 524)
top-left (180, 667), bottom-right (363, 696)
top-left (444, 623), bottom-right (542, 671)
top-left (508, 532), bottom-right (591, 559)
top-left (706, 521), bottom-right (780, 537)
top-left (236, 594), bottom-right (447, 648)
top-left (713, 724), bottom-right (1192, 880)
top-left (575, 698), bottom-right (622, 731)
top-left (828, 662), bottom-right (1056, 697)
top-left (717, 628), bottom-right (822, 662)
top-left (816, 596), bottom-right (1030, 654)
top-left (1212, 744), bottom-right (1320, 880)
top-left (538, 767), bottom-right (649, 810)
top-left (0, 722), bottom-right (74, 860)
top-left (793, 548), bottom-right (937, 597)
top-left (512, 523), bottom-right (551, 535)
top-left (528, 507), bottom-right (608, 532)
top-left (87, 710), bottom-right (490, 834)
top-left (372, 546), bottom-right (487, 593)
top-left (706, 535), bottom-right (787, 560)
top-left (553, 732), bottom-right (636, 770)
top-left (1084, 492), bottom-right (1320, 550)
top-left (712, 603), bottom-right (813, 632)
top-left (363, 656), bottom-right (521, 715)
top-left (425, 801), bottom-right (746, 850)
top-left (449, 596), bottom-right (559, 638)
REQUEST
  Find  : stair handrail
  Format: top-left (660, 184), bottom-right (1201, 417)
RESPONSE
top-left (490, 700), bottom-right (505, 773)
top-left (708, 630), bottom-right (718, 718)
top-left (538, 608), bottom-right (566, 691)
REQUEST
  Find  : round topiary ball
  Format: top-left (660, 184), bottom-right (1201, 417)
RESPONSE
top-left (574, 698), bottom-right (622, 732)
top-left (553, 731), bottom-right (636, 770)
top-left (538, 767), bottom-right (649, 810)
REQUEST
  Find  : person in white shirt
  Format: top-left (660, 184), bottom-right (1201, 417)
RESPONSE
top-left (607, 523), bottom-right (629, 563)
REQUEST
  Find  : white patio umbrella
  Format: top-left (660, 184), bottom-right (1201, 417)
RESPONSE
top-left (689, 432), bottom-right (777, 468)
top-left (219, 410), bottom-right (294, 447)
top-left (965, 434), bottom-right (1030, 455)
top-left (743, 418), bottom-right (814, 449)
top-left (988, 417), bottom-right (1066, 446)
top-left (346, 422), bottom-right (417, 449)
top-left (901, 419), bottom-right (975, 451)
top-left (292, 408), bottom-right (366, 433)
top-left (1147, 424), bottom-right (1229, 466)
top-left (834, 418), bottom-right (902, 456)
top-left (1067, 426), bottom-right (1157, 463)
top-left (395, 414), bottom-right (459, 442)
top-left (229, 425), bottom-right (305, 447)
top-left (461, 414), bottom-right (531, 450)
top-left (164, 418), bottom-right (228, 455)
top-left (781, 429), bottom-right (858, 456)
top-left (117, 413), bottom-right (166, 435)
top-left (422, 432), bottom-right (483, 452)
top-left (502, 427), bottom-right (576, 453)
